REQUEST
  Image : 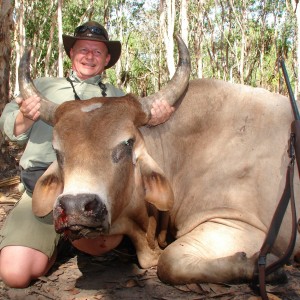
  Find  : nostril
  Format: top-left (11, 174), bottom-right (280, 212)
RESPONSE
top-left (84, 198), bottom-right (99, 213)
top-left (58, 198), bottom-right (68, 213)
top-left (59, 201), bottom-right (66, 211)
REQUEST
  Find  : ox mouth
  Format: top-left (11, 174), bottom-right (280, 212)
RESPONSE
top-left (57, 224), bottom-right (109, 240)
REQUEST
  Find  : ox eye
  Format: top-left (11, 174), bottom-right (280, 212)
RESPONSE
top-left (112, 138), bottom-right (134, 163)
top-left (55, 149), bottom-right (64, 166)
top-left (124, 139), bottom-right (134, 148)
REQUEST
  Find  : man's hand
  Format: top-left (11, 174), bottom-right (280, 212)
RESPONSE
top-left (14, 95), bottom-right (41, 136)
top-left (16, 95), bottom-right (41, 121)
top-left (147, 100), bottom-right (175, 126)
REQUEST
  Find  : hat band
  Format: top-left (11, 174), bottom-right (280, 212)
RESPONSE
top-left (74, 25), bottom-right (108, 40)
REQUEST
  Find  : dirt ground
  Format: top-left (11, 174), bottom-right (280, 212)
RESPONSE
top-left (1, 148), bottom-right (300, 300)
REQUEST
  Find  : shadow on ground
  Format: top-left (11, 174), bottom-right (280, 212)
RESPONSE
top-left (1, 235), bottom-right (300, 300)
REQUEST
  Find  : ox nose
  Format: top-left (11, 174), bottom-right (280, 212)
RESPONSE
top-left (54, 193), bottom-right (109, 231)
top-left (58, 193), bottom-right (107, 215)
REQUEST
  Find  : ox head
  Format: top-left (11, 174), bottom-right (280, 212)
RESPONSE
top-left (19, 35), bottom-right (190, 240)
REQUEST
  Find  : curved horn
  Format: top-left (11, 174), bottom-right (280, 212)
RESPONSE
top-left (18, 48), bottom-right (58, 125)
top-left (140, 34), bottom-right (191, 116)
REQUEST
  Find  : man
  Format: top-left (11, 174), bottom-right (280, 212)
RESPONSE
top-left (0, 21), bottom-right (174, 288)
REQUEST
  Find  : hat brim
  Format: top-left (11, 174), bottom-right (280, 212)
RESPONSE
top-left (63, 35), bottom-right (121, 69)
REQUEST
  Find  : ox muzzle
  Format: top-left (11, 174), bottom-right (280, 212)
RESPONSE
top-left (53, 193), bottom-right (110, 240)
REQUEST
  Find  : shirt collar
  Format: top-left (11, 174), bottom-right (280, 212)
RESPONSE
top-left (69, 70), bottom-right (103, 85)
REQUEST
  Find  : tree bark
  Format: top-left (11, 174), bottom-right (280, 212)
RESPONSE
top-left (293, 0), bottom-right (300, 99)
top-left (181, 0), bottom-right (188, 46)
top-left (0, 0), bottom-right (13, 111)
top-left (13, 0), bottom-right (25, 96)
top-left (58, 0), bottom-right (63, 77)
top-left (0, 0), bottom-right (13, 159)
top-left (191, 0), bottom-right (204, 78)
top-left (160, 0), bottom-right (175, 78)
top-left (228, 0), bottom-right (247, 84)
top-left (45, 12), bottom-right (57, 76)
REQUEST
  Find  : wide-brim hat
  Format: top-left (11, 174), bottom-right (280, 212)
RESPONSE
top-left (62, 21), bottom-right (121, 69)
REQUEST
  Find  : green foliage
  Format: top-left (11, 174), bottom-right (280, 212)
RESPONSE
top-left (9, 0), bottom-right (299, 97)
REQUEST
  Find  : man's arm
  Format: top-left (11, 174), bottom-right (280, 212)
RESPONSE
top-left (5, 94), bottom-right (173, 137)
top-left (147, 100), bottom-right (175, 126)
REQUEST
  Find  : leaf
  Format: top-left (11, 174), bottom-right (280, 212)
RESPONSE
top-left (121, 279), bottom-right (144, 288)
top-left (186, 283), bottom-right (205, 294)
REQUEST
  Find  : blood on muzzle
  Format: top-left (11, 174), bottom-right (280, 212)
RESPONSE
top-left (53, 193), bottom-right (110, 235)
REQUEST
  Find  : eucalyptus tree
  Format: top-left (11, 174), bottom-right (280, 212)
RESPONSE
top-left (0, 0), bottom-right (13, 108)
top-left (189, 0), bottom-right (295, 92)
top-left (291, 0), bottom-right (300, 98)
top-left (0, 0), bottom-right (13, 157)
top-left (11, 0), bottom-right (58, 95)
top-left (7, 0), bottom-right (299, 97)
top-left (160, 0), bottom-right (176, 78)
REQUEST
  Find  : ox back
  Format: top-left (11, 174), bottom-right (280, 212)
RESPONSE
top-left (141, 78), bottom-right (300, 283)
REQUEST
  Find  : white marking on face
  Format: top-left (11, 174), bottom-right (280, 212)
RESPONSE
top-left (81, 103), bottom-right (103, 112)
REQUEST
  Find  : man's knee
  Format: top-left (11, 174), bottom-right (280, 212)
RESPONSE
top-left (0, 246), bottom-right (54, 288)
top-left (0, 265), bottom-right (32, 288)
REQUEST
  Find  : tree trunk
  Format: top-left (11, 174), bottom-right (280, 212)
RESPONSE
top-left (192, 0), bottom-right (204, 78)
top-left (0, 0), bottom-right (13, 163)
top-left (228, 0), bottom-right (247, 84)
top-left (181, 0), bottom-right (188, 46)
top-left (293, 1), bottom-right (300, 99)
top-left (0, 0), bottom-right (13, 111)
top-left (115, 2), bottom-right (125, 91)
top-left (45, 13), bottom-right (57, 76)
top-left (58, 0), bottom-right (63, 77)
top-left (160, 0), bottom-right (175, 78)
top-left (13, 0), bottom-right (25, 96)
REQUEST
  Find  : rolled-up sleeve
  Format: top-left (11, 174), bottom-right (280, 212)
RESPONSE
top-left (0, 100), bottom-right (30, 144)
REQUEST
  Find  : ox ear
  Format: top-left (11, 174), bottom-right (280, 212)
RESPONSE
top-left (137, 152), bottom-right (174, 211)
top-left (32, 160), bottom-right (64, 217)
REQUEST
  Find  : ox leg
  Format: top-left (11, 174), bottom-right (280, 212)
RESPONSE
top-left (157, 221), bottom-right (285, 285)
top-left (110, 219), bottom-right (162, 269)
top-left (126, 224), bottom-right (162, 269)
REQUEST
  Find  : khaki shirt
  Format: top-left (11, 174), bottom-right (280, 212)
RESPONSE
top-left (0, 72), bottom-right (124, 169)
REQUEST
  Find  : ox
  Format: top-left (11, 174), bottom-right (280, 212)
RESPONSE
top-left (19, 36), bottom-right (300, 285)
